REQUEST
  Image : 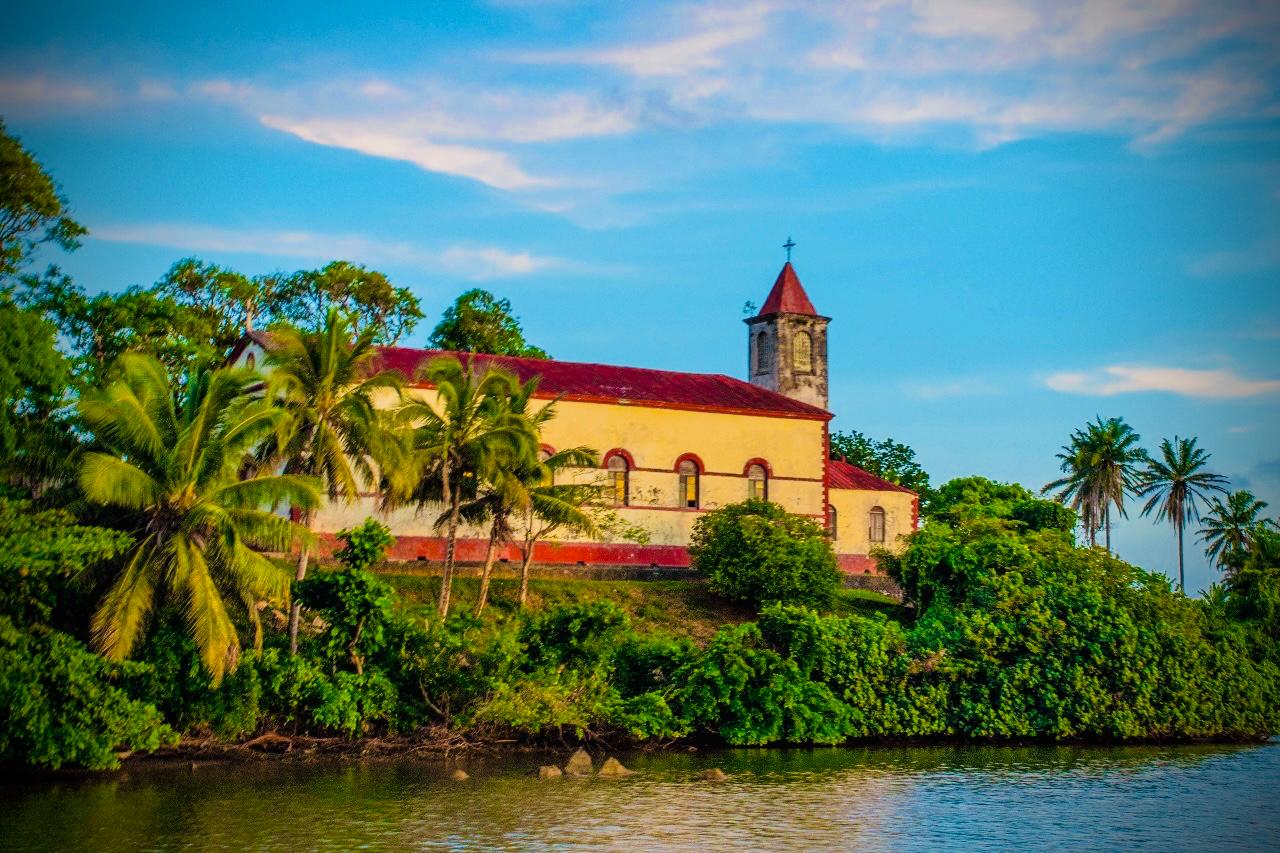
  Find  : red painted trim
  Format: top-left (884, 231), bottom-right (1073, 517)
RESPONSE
top-left (912, 496), bottom-right (920, 530)
top-left (742, 457), bottom-right (773, 477)
top-left (310, 533), bottom-right (694, 567)
top-left (601, 448), bottom-right (636, 469)
top-left (836, 553), bottom-right (881, 575)
top-left (406, 383), bottom-right (832, 422)
top-left (673, 452), bottom-right (704, 472)
top-left (539, 443), bottom-right (556, 457)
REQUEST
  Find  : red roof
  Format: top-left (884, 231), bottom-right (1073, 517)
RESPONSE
top-left (374, 347), bottom-right (832, 420)
top-left (756, 262), bottom-right (818, 317)
top-left (827, 458), bottom-right (916, 493)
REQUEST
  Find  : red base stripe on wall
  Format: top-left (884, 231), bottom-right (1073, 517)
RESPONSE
top-left (311, 533), bottom-right (884, 575)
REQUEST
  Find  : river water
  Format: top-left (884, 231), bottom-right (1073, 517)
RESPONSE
top-left (4, 742), bottom-right (1278, 851)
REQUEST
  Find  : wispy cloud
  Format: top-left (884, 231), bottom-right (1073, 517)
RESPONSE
top-left (1044, 364), bottom-right (1280, 399)
top-left (1228, 424), bottom-right (1257, 433)
top-left (91, 222), bottom-right (570, 281)
top-left (1188, 236), bottom-right (1280, 277)
top-left (259, 116), bottom-right (552, 191)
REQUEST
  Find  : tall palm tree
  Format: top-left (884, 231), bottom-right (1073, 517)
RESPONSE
top-left (1137, 435), bottom-right (1228, 593)
top-left (261, 308), bottom-right (404, 654)
top-left (78, 353), bottom-right (319, 683)
top-left (1044, 416), bottom-right (1145, 552)
top-left (1198, 490), bottom-right (1273, 573)
top-left (514, 451), bottom-right (601, 608)
top-left (390, 355), bottom-right (532, 618)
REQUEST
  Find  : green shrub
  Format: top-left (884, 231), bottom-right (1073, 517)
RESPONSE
top-left (690, 499), bottom-right (840, 610)
top-left (258, 650), bottom-right (398, 737)
top-left (130, 621), bottom-right (262, 740)
top-left (0, 617), bottom-right (175, 770)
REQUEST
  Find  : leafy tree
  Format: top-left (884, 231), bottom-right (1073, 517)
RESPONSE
top-left (77, 353), bottom-right (319, 683)
top-left (1044, 416), bottom-right (1145, 551)
top-left (259, 309), bottom-right (404, 654)
top-left (21, 271), bottom-right (230, 383)
top-left (0, 293), bottom-right (69, 475)
top-left (296, 519), bottom-right (397, 675)
top-left (928, 476), bottom-right (1075, 535)
top-left (280, 260), bottom-right (422, 344)
top-left (0, 616), bottom-right (177, 770)
top-left (1137, 436), bottom-right (1228, 593)
top-left (690, 499), bottom-right (841, 609)
top-left (0, 119), bottom-right (86, 276)
top-left (829, 430), bottom-right (932, 506)
top-left (0, 497), bottom-right (131, 626)
top-left (391, 355), bottom-right (534, 617)
top-left (428, 289), bottom-right (549, 358)
top-left (1200, 490), bottom-right (1275, 574)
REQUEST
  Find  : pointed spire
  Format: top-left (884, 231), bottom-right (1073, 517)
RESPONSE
top-left (756, 262), bottom-right (817, 317)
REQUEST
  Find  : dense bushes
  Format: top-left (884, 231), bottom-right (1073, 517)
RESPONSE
top-left (690, 499), bottom-right (841, 609)
top-left (5, 491), bottom-right (1279, 770)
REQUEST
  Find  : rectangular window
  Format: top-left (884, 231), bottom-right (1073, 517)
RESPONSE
top-left (869, 509), bottom-right (886, 543)
top-left (613, 471), bottom-right (628, 506)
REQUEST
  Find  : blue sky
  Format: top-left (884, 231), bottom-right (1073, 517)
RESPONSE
top-left (3, 0), bottom-right (1279, 593)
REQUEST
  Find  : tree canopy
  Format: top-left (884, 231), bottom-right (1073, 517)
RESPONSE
top-left (0, 119), bottom-right (85, 277)
top-left (829, 430), bottom-right (932, 506)
top-left (428, 288), bottom-right (549, 358)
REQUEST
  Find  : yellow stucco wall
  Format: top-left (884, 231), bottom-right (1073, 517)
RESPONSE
top-left (313, 386), bottom-right (829, 548)
top-left (828, 487), bottom-right (916, 556)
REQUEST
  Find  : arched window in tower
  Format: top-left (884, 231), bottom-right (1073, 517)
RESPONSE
top-left (793, 331), bottom-right (813, 373)
top-left (869, 506), bottom-right (886, 543)
top-left (755, 331), bottom-right (770, 374)
top-left (245, 352), bottom-right (256, 369)
top-left (747, 463), bottom-right (767, 501)
top-left (678, 459), bottom-right (700, 508)
top-left (607, 453), bottom-right (629, 506)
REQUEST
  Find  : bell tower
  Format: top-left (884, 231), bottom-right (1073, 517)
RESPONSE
top-left (745, 247), bottom-right (830, 410)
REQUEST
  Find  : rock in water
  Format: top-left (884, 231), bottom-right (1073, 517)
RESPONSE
top-left (563, 748), bottom-right (594, 776)
top-left (700, 768), bottom-right (728, 781)
top-left (538, 765), bottom-right (563, 779)
top-left (598, 757), bottom-right (632, 777)
top-left (450, 769), bottom-right (470, 781)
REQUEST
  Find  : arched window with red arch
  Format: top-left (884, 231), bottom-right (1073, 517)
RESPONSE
top-left (675, 454), bottom-right (702, 508)
top-left (603, 449), bottom-right (634, 507)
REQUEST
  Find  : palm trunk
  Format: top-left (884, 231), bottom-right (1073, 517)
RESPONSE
top-left (1104, 504), bottom-right (1111, 554)
top-left (518, 508), bottom-right (535, 608)
top-left (287, 510), bottom-right (313, 656)
top-left (474, 519), bottom-right (502, 617)
top-left (439, 480), bottom-right (461, 620)
top-left (1176, 517), bottom-right (1185, 594)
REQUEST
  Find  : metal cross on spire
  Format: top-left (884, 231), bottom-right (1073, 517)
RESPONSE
top-left (782, 236), bottom-right (796, 262)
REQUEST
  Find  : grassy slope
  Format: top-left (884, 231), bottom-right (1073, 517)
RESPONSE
top-left (382, 574), bottom-right (904, 644)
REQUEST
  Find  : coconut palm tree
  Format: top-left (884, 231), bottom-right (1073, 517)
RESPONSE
top-left (1198, 490), bottom-right (1273, 573)
top-left (390, 355), bottom-right (532, 618)
top-left (1044, 416), bottom-right (1145, 552)
top-left (78, 353), bottom-right (319, 683)
top-left (261, 308), bottom-right (404, 654)
top-left (1137, 436), bottom-right (1228, 593)
top-left (514, 452), bottom-right (601, 608)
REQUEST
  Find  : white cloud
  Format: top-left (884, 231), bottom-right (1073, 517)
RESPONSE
top-left (0, 76), bottom-right (103, 106)
top-left (515, 3), bottom-right (774, 77)
top-left (1045, 365), bottom-right (1280, 399)
top-left (259, 116), bottom-right (552, 191)
top-left (90, 222), bottom-right (569, 281)
top-left (1189, 236), bottom-right (1280, 277)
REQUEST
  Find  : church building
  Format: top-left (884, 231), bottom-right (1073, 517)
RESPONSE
top-left (239, 261), bottom-right (917, 575)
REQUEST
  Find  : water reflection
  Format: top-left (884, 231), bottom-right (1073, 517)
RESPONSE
top-left (3, 742), bottom-right (1276, 851)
